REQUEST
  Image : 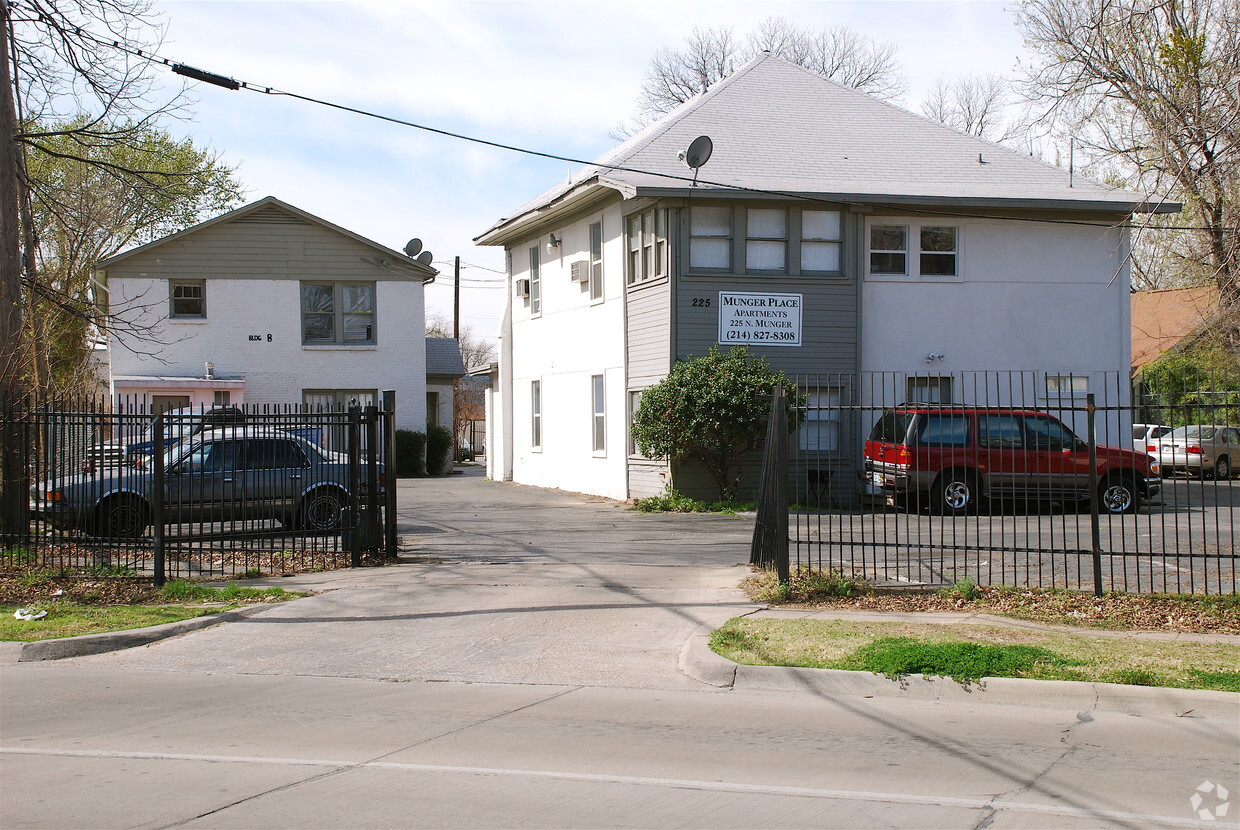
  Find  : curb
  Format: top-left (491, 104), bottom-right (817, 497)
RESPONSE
top-left (10, 603), bottom-right (278, 663)
top-left (678, 625), bottom-right (1240, 720)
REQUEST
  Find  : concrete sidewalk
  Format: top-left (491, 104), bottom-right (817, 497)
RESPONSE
top-left (6, 466), bottom-right (1237, 717)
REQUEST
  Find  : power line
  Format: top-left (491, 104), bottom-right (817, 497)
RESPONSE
top-left (22, 4), bottom-right (1238, 234)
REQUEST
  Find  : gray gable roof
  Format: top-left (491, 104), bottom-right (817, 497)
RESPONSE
top-left (426, 338), bottom-right (466, 377)
top-left (479, 53), bottom-right (1174, 244)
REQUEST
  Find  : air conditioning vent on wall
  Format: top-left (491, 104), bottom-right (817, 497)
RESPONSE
top-left (570, 261), bottom-right (590, 282)
top-left (516, 278), bottom-right (531, 298)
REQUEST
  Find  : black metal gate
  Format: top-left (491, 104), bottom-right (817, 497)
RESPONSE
top-left (2, 394), bottom-right (399, 583)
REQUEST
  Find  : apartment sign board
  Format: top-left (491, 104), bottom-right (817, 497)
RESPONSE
top-left (718, 292), bottom-right (802, 346)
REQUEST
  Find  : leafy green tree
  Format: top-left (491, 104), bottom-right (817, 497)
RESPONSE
top-left (27, 119), bottom-right (243, 395)
top-left (631, 346), bottom-right (802, 501)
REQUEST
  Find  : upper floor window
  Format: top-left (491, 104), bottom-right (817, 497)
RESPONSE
top-left (869, 222), bottom-right (960, 278)
top-left (302, 282), bottom-right (375, 345)
top-left (627, 209), bottom-right (666, 284)
top-left (870, 226), bottom-right (908, 275)
top-left (746, 208), bottom-right (787, 271)
top-left (689, 206), bottom-right (731, 270)
top-left (169, 280), bottom-right (205, 319)
top-left (528, 247), bottom-right (542, 316)
top-left (801, 210), bottom-right (842, 272)
top-left (589, 221), bottom-right (604, 302)
top-left (920, 227), bottom-right (958, 275)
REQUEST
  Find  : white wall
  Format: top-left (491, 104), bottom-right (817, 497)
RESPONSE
top-left (108, 277), bottom-right (428, 431)
top-left (859, 215), bottom-right (1133, 439)
top-left (506, 203), bottom-right (630, 500)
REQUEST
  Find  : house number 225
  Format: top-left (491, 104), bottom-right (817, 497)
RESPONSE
top-left (248, 334), bottom-right (273, 342)
top-left (691, 297), bottom-right (711, 308)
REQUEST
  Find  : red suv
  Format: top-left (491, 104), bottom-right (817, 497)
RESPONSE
top-left (864, 406), bottom-right (1162, 515)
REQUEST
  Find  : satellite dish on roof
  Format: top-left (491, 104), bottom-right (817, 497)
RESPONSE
top-left (683, 135), bottom-right (713, 170)
top-left (416, 251), bottom-right (433, 266)
top-left (404, 238), bottom-right (423, 258)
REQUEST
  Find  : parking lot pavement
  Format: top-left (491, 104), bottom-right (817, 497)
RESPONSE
top-left (57, 468), bottom-right (762, 690)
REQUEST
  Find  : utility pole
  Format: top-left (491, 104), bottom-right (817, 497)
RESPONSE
top-left (453, 255), bottom-right (460, 341)
top-left (1, 2), bottom-right (30, 543)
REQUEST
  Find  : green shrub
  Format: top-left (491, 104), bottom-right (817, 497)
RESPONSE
top-left (426, 425), bottom-right (453, 475)
top-left (939, 577), bottom-right (980, 601)
top-left (394, 429), bottom-right (427, 478)
top-left (747, 567), bottom-right (866, 603)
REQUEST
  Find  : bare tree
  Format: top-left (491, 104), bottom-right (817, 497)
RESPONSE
top-left (618, 17), bottom-right (906, 136)
top-left (1015, 0), bottom-right (1239, 357)
top-left (425, 312), bottom-right (497, 372)
top-left (921, 73), bottom-right (1024, 144)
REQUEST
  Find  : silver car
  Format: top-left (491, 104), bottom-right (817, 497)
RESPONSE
top-left (1152, 425), bottom-right (1240, 480)
top-left (1132, 423), bottom-right (1171, 454)
top-left (31, 427), bottom-right (381, 538)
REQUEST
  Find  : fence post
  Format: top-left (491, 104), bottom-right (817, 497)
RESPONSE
top-left (345, 405), bottom-right (362, 567)
top-left (750, 386), bottom-right (789, 583)
top-left (363, 404), bottom-right (379, 558)
top-left (152, 412), bottom-right (165, 587)
top-left (382, 390), bottom-right (397, 560)
top-left (1086, 393), bottom-right (1103, 597)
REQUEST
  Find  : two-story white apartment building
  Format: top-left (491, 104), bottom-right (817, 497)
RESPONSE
top-left (99, 197), bottom-right (438, 431)
top-left (476, 54), bottom-right (1176, 502)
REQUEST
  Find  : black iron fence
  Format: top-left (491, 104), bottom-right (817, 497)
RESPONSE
top-left (1, 395), bottom-right (398, 583)
top-left (753, 371), bottom-right (1238, 595)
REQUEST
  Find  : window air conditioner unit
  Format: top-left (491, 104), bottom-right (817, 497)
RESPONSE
top-left (570, 261), bottom-right (590, 282)
top-left (516, 278), bottom-right (531, 298)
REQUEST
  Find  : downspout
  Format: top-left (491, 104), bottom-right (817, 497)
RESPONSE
top-left (501, 249), bottom-right (514, 482)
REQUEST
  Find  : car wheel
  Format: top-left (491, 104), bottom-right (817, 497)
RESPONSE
top-left (300, 488), bottom-right (348, 532)
top-left (931, 471), bottom-right (978, 516)
top-left (94, 496), bottom-right (150, 539)
top-left (1214, 456), bottom-right (1231, 480)
top-left (1099, 475), bottom-right (1139, 515)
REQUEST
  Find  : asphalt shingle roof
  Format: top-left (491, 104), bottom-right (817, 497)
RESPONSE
top-left (426, 338), bottom-right (466, 377)
top-left (482, 53), bottom-right (1167, 240)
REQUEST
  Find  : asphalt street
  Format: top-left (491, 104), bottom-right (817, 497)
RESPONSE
top-left (2, 467), bottom-right (1237, 829)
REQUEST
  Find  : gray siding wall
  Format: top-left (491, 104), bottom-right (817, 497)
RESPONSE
top-left (106, 207), bottom-right (418, 283)
top-left (625, 272), bottom-right (673, 498)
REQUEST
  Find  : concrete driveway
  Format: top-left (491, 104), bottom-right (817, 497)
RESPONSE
top-left (71, 466), bottom-right (760, 689)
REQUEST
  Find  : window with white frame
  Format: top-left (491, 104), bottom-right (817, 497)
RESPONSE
top-left (591, 374), bottom-right (605, 453)
top-left (531, 380), bottom-right (542, 449)
top-left (920, 227), bottom-right (958, 275)
top-left (589, 221), bottom-right (604, 302)
top-left (907, 376), bottom-right (953, 404)
top-left (801, 210), bottom-right (842, 272)
top-left (628, 390), bottom-right (644, 457)
top-left (869, 222), bottom-right (960, 278)
top-left (798, 388), bottom-right (842, 452)
top-left (689, 205), bottom-right (731, 270)
top-left (170, 280), bottom-right (205, 318)
top-left (1044, 374), bottom-right (1089, 399)
top-left (626, 209), bottom-right (666, 284)
top-left (869, 225), bottom-right (908, 275)
top-left (528, 247), bottom-right (542, 315)
top-left (746, 208), bottom-right (787, 271)
top-left (302, 282), bottom-right (375, 344)
top-left (303, 389), bottom-right (378, 410)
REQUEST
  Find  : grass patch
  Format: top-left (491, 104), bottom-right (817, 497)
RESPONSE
top-left (631, 489), bottom-right (754, 515)
top-left (0, 581), bottom-right (300, 642)
top-left (709, 617), bottom-right (1240, 692)
top-left (0, 604), bottom-right (225, 642)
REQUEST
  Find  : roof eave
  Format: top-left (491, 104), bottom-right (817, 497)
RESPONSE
top-left (475, 179), bottom-right (626, 247)
top-left (628, 186), bottom-right (1179, 216)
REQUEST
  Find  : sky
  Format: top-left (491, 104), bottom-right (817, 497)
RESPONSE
top-left (143, 0), bottom-right (1030, 344)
